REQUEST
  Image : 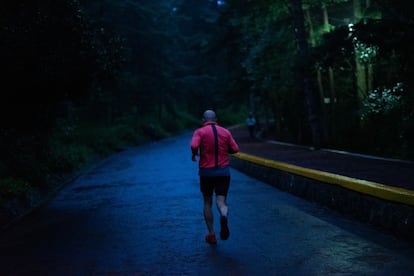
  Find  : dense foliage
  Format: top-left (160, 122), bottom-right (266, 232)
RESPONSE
top-left (0, 0), bottom-right (413, 222)
top-left (218, 0), bottom-right (414, 157)
top-left (0, 0), bottom-right (246, 221)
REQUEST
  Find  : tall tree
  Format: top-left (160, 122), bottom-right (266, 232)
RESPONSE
top-left (0, 0), bottom-right (123, 129)
top-left (291, 0), bottom-right (322, 147)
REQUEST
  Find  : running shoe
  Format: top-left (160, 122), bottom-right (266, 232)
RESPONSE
top-left (220, 216), bottom-right (230, 240)
top-left (205, 233), bottom-right (217, 244)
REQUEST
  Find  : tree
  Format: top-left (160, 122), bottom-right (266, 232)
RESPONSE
top-left (0, 0), bottom-right (124, 185)
top-left (291, 0), bottom-right (322, 147)
top-left (0, 0), bottom-right (123, 130)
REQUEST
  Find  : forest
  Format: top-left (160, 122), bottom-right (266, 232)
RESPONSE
top-left (1, 0), bottom-right (413, 222)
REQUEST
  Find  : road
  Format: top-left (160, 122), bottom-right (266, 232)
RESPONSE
top-left (1, 133), bottom-right (413, 275)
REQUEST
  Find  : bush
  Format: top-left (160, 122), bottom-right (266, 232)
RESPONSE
top-left (0, 178), bottom-right (31, 202)
top-left (93, 125), bottom-right (136, 153)
top-left (216, 105), bottom-right (248, 126)
top-left (47, 141), bottom-right (94, 172)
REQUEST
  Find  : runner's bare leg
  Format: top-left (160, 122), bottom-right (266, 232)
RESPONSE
top-left (203, 195), bottom-right (214, 234)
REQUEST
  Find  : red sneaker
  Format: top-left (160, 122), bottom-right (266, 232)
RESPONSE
top-left (205, 233), bottom-right (217, 244)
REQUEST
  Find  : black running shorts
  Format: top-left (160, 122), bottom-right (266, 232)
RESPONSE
top-left (200, 176), bottom-right (230, 196)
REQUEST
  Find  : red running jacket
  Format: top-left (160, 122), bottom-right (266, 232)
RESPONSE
top-left (190, 122), bottom-right (239, 169)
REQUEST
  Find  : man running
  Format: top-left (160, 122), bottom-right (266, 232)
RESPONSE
top-left (190, 110), bottom-right (240, 244)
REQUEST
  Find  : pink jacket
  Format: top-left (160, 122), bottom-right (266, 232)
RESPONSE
top-left (191, 122), bottom-right (239, 169)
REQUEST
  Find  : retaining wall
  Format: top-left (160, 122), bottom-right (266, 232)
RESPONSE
top-left (231, 152), bottom-right (414, 243)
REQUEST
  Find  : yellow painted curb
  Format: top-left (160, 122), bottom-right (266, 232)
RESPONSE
top-left (234, 152), bottom-right (414, 207)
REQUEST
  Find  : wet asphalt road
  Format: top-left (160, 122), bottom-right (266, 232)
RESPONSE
top-left (1, 133), bottom-right (414, 275)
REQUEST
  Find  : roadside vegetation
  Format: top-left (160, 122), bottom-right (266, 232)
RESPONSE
top-left (0, 106), bottom-right (244, 226)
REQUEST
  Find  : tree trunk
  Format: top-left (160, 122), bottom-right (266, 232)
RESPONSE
top-left (367, 63), bottom-right (374, 92)
top-left (291, 0), bottom-right (322, 148)
top-left (353, 0), bottom-right (367, 103)
top-left (322, 2), bottom-right (331, 32)
top-left (304, 8), bottom-right (316, 46)
top-left (354, 0), bottom-right (362, 21)
top-left (328, 66), bottom-right (336, 141)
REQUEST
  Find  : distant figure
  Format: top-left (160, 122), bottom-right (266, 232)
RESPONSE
top-left (246, 112), bottom-right (256, 140)
top-left (190, 109), bottom-right (240, 245)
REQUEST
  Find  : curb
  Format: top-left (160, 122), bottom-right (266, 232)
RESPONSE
top-left (234, 152), bottom-right (414, 207)
top-left (231, 152), bottom-right (414, 242)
